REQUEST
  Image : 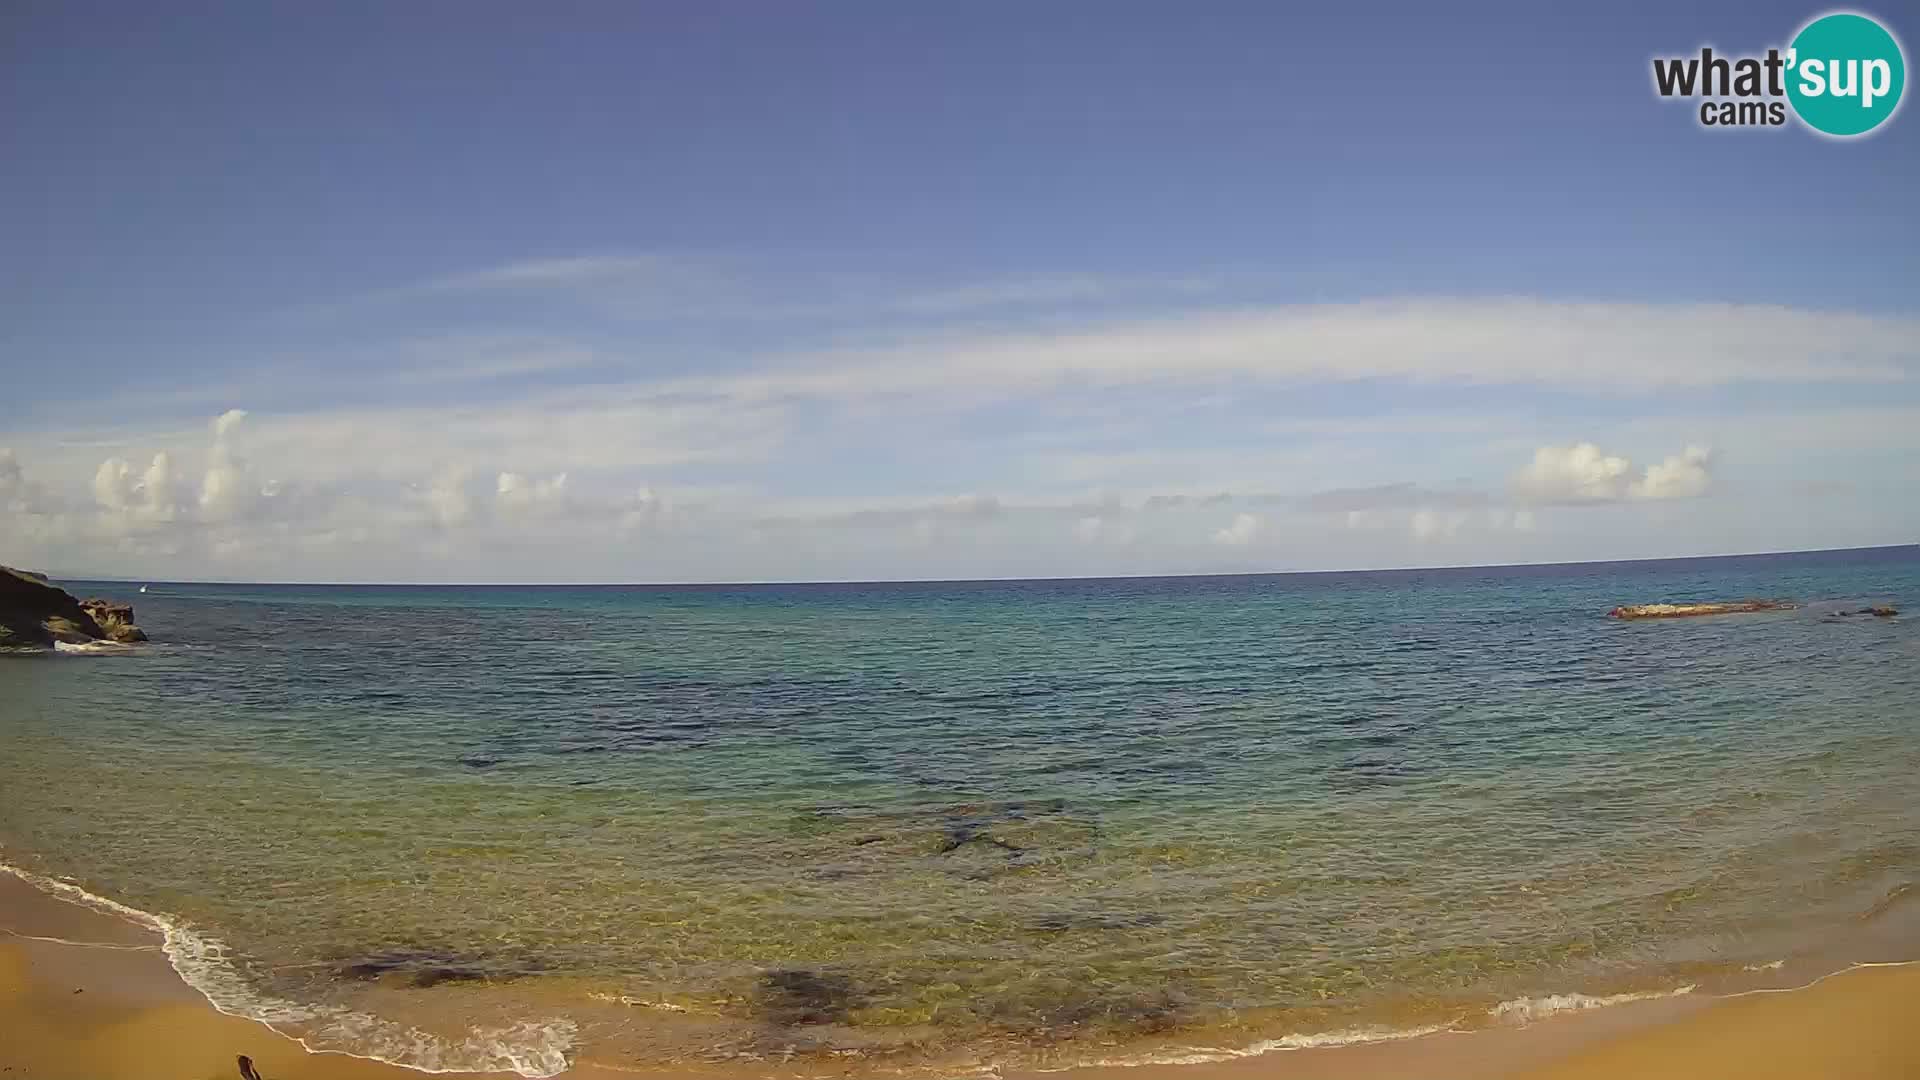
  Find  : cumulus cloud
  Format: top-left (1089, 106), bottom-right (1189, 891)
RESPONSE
top-left (1512, 443), bottom-right (1715, 504)
top-left (212, 408), bottom-right (248, 440)
top-left (495, 471), bottom-right (570, 515)
top-left (199, 410), bottom-right (257, 521)
top-left (90, 452), bottom-right (181, 521)
top-left (0, 448), bottom-right (59, 515)
top-left (91, 458), bottom-right (133, 510)
top-left (1212, 512), bottom-right (1262, 546)
top-left (1629, 445), bottom-right (1713, 500)
top-left (141, 454), bottom-right (178, 519)
top-left (424, 469), bottom-right (474, 528)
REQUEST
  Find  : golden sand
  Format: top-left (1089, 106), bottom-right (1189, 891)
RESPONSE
top-left (4, 870), bottom-right (1916, 1080)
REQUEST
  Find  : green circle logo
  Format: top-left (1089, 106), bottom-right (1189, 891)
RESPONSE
top-left (1786, 12), bottom-right (1906, 136)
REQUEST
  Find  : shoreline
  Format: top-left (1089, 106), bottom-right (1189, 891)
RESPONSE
top-left (6, 867), bottom-right (1919, 1080)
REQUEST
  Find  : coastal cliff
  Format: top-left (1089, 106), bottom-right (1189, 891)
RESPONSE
top-left (0, 566), bottom-right (148, 650)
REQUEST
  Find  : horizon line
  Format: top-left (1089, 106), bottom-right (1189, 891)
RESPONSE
top-left (38, 541), bottom-right (1918, 590)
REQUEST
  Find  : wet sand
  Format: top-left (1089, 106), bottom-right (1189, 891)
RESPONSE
top-left (4, 871), bottom-right (1917, 1080)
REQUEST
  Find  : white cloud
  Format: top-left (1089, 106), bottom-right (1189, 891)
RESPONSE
top-left (198, 410), bottom-right (256, 521)
top-left (422, 255), bottom-right (689, 293)
top-left (1628, 445), bottom-right (1713, 500)
top-left (141, 453), bottom-right (177, 521)
top-left (212, 408), bottom-right (248, 440)
top-left (0, 448), bottom-right (56, 515)
top-left (1513, 444), bottom-right (1634, 502)
top-left (91, 458), bottom-right (133, 511)
top-left (424, 469), bottom-right (474, 528)
top-left (85, 451), bottom-right (181, 523)
top-left (1212, 512), bottom-right (1262, 546)
top-left (384, 262), bottom-right (1920, 396)
top-left (495, 471), bottom-right (570, 515)
top-left (1512, 442), bottom-right (1715, 504)
top-left (7, 265), bottom-right (1919, 588)
top-left (651, 300), bottom-right (1918, 406)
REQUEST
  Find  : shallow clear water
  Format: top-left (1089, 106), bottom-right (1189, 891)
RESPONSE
top-left (3, 548), bottom-right (1917, 1074)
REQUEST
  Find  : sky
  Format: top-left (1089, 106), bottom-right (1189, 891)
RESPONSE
top-left (3, 1), bottom-right (1917, 583)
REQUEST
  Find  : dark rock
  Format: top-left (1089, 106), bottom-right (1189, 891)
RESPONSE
top-left (812, 800), bottom-right (1096, 874)
top-left (756, 968), bottom-right (862, 1026)
top-left (936, 822), bottom-right (1026, 855)
top-left (333, 949), bottom-right (533, 989)
top-left (80, 598), bottom-right (147, 642)
top-left (1608, 599), bottom-right (1797, 619)
top-left (0, 617), bottom-right (53, 650)
top-left (1, 566), bottom-right (107, 649)
top-left (986, 987), bottom-right (1190, 1037)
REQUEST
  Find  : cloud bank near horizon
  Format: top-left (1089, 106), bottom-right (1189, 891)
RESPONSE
top-left (4, 273), bottom-right (1916, 582)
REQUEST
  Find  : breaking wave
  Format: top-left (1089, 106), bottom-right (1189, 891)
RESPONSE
top-left (1488, 985), bottom-right (1695, 1023)
top-left (0, 862), bottom-right (574, 1077)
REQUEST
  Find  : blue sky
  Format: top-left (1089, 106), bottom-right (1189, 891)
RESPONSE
top-left (3, 1), bottom-right (1916, 581)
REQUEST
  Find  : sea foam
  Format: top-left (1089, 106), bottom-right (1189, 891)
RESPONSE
top-left (1039, 1022), bottom-right (1456, 1069)
top-left (52, 640), bottom-right (136, 655)
top-left (0, 862), bottom-right (575, 1077)
top-left (1488, 984), bottom-right (1695, 1023)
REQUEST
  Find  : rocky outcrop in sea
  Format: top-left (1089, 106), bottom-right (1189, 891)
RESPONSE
top-left (0, 565), bottom-right (149, 650)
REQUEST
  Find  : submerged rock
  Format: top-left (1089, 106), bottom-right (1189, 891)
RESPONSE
top-left (1607, 600), bottom-right (1797, 619)
top-left (803, 799), bottom-right (1097, 876)
top-left (333, 948), bottom-right (538, 988)
top-left (756, 968), bottom-right (862, 1025)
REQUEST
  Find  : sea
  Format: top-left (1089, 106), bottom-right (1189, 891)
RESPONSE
top-left (3, 546), bottom-right (1917, 1077)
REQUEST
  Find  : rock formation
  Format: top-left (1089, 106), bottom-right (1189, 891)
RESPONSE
top-left (1607, 600), bottom-right (1798, 619)
top-left (0, 565), bottom-right (148, 649)
top-left (79, 598), bottom-right (148, 642)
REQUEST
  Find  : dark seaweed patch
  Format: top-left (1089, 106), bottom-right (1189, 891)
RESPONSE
top-left (333, 949), bottom-right (540, 988)
top-left (755, 968), bottom-right (862, 1025)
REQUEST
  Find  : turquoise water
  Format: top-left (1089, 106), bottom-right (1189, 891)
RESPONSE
top-left (2, 548), bottom-right (1917, 1075)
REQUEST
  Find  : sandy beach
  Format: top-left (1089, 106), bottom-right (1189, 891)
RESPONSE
top-left (5, 871), bottom-right (1917, 1080)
